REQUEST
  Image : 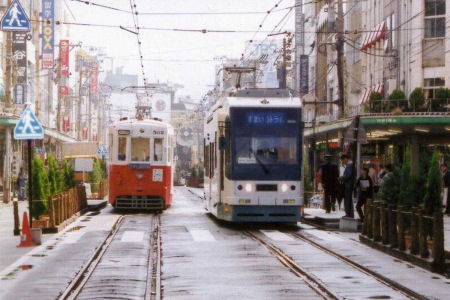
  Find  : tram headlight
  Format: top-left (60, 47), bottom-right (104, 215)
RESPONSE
top-left (244, 183), bottom-right (253, 193)
top-left (280, 183), bottom-right (289, 192)
top-left (136, 172), bottom-right (144, 180)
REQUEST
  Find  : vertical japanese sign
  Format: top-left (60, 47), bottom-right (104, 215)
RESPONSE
top-left (41, 0), bottom-right (54, 69)
top-left (59, 40), bottom-right (69, 96)
top-left (90, 61), bottom-right (98, 94)
top-left (299, 54), bottom-right (309, 95)
top-left (12, 32), bottom-right (27, 104)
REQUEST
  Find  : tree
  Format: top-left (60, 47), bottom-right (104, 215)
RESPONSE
top-left (89, 159), bottom-right (104, 192)
top-left (388, 89), bottom-right (407, 111)
top-left (31, 156), bottom-right (49, 220)
top-left (63, 160), bottom-right (75, 190)
top-left (47, 154), bottom-right (58, 196)
top-left (433, 87), bottom-right (449, 111)
top-left (369, 91), bottom-right (383, 113)
top-left (423, 150), bottom-right (441, 215)
top-left (409, 88), bottom-right (425, 111)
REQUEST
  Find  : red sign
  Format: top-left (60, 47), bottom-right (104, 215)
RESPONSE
top-left (60, 40), bottom-right (69, 76)
top-left (90, 61), bottom-right (98, 94)
top-left (59, 40), bottom-right (69, 96)
top-left (82, 127), bottom-right (88, 140)
top-left (62, 116), bottom-right (70, 132)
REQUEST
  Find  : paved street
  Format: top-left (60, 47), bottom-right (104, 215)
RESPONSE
top-left (1, 186), bottom-right (449, 300)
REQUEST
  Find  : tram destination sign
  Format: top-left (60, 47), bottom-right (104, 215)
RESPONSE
top-left (246, 111), bottom-right (286, 126)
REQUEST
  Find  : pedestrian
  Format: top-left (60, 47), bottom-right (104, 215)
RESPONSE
top-left (17, 167), bottom-right (27, 201)
top-left (441, 163), bottom-right (450, 215)
top-left (339, 154), bottom-right (355, 218)
top-left (368, 163), bottom-right (379, 193)
top-left (320, 154), bottom-right (339, 213)
top-left (355, 167), bottom-right (373, 222)
top-left (379, 164), bottom-right (393, 188)
top-left (336, 159), bottom-right (346, 210)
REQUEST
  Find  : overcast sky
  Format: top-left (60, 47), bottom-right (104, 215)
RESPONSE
top-left (66, 0), bottom-right (295, 100)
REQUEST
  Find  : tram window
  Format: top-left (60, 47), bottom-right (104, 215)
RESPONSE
top-left (154, 138), bottom-right (163, 162)
top-left (131, 137), bottom-right (150, 162)
top-left (118, 137), bottom-right (127, 161)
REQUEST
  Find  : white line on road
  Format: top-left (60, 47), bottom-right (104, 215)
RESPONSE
top-left (121, 231), bottom-right (145, 243)
top-left (189, 229), bottom-right (216, 242)
top-left (260, 230), bottom-right (294, 242)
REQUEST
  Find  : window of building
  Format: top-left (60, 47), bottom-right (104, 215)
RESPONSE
top-left (353, 37), bottom-right (361, 64)
top-left (118, 137), bottom-right (127, 161)
top-left (423, 77), bottom-right (445, 98)
top-left (154, 138), bottom-right (163, 162)
top-left (131, 137), bottom-right (150, 162)
top-left (425, 0), bottom-right (445, 38)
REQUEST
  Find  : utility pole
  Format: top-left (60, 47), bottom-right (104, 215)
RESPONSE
top-left (77, 69), bottom-right (83, 140)
top-left (3, 0), bottom-right (12, 203)
top-left (281, 37), bottom-right (287, 89)
top-left (335, 0), bottom-right (345, 119)
top-left (294, 0), bottom-right (304, 93)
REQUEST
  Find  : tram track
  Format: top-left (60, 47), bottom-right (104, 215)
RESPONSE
top-left (289, 231), bottom-right (428, 300)
top-left (245, 230), bottom-right (340, 300)
top-left (59, 214), bottom-right (162, 300)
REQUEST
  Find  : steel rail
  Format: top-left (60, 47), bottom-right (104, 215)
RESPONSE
top-left (58, 215), bottom-right (124, 300)
top-left (245, 231), bottom-right (341, 300)
top-left (290, 231), bottom-right (428, 300)
top-left (147, 214), bottom-right (162, 300)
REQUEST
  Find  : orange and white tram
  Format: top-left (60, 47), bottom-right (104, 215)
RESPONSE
top-left (108, 117), bottom-right (175, 210)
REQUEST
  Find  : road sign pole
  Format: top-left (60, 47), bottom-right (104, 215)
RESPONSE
top-left (27, 139), bottom-right (32, 227)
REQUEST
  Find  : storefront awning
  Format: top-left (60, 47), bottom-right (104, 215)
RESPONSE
top-left (359, 83), bottom-right (384, 105)
top-left (360, 21), bottom-right (386, 51)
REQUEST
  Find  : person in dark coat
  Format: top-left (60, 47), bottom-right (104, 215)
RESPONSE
top-left (339, 154), bottom-right (355, 218)
top-left (320, 154), bottom-right (339, 213)
top-left (17, 167), bottom-right (27, 201)
top-left (355, 167), bottom-right (374, 222)
top-left (441, 163), bottom-right (450, 215)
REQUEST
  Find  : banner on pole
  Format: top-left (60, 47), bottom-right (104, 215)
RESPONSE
top-left (59, 39), bottom-right (69, 96)
top-left (12, 32), bottom-right (27, 104)
top-left (299, 54), bottom-right (309, 95)
top-left (41, 0), bottom-right (54, 69)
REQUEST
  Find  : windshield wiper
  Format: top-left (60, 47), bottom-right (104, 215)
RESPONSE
top-left (249, 147), bottom-right (270, 174)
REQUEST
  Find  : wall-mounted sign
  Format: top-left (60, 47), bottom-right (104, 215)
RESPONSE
top-left (41, 0), bottom-right (54, 69)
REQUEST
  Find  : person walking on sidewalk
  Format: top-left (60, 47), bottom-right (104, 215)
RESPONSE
top-left (17, 167), bottom-right (27, 201)
top-left (320, 154), bottom-right (339, 213)
top-left (355, 167), bottom-right (373, 222)
top-left (339, 154), bottom-right (355, 218)
top-left (441, 163), bottom-right (450, 215)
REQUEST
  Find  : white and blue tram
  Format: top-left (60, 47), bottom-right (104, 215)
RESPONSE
top-left (203, 89), bottom-right (303, 222)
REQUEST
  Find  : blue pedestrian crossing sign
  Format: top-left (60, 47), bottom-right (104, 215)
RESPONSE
top-left (97, 145), bottom-right (109, 156)
top-left (14, 106), bottom-right (44, 140)
top-left (1, 0), bottom-right (31, 32)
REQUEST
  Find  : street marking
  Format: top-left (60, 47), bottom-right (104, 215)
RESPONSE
top-left (121, 231), bottom-right (145, 243)
top-left (61, 232), bottom-right (85, 244)
top-left (189, 229), bottom-right (216, 242)
top-left (306, 229), bottom-right (345, 242)
top-left (260, 230), bottom-right (294, 242)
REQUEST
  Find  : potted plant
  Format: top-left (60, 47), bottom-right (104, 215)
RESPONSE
top-left (409, 88), bottom-right (425, 112)
top-left (388, 89), bottom-right (407, 113)
top-left (368, 91), bottom-right (383, 113)
top-left (432, 87), bottom-right (449, 112)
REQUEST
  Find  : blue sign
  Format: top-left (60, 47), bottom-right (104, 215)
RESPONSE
top-left (246, 112), bottom-right (286, 126)
top-left (14, 106), bottom-right (44, 140)
top-left (41, 0), bottom-right (54, 69)
top-left (97, 145), bottom-right (108, 156)
top-left (0, 0), bottom-right (31, 32)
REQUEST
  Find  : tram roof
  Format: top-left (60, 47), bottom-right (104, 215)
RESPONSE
top-left (224, 96), bottom-right (301, 108)
top-left (111, 118), bottom-right (173, 129)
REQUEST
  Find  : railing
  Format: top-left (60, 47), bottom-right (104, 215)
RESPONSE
top-left (47, 185), bottom-right (88, 228)
top-left (361, 98), bottom-right (450, 115)
top-left (361, 199), bottom-right (445, 272)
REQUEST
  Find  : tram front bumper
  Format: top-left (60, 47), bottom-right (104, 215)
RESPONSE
top-left (217, 204), bottom-right (301, 222)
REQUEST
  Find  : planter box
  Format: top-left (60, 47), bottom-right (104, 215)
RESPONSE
top-left (32, 219), bottom-right (49, 229)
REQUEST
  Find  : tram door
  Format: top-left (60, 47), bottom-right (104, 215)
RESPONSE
top-left (207, 132), bottom-right (220, 210)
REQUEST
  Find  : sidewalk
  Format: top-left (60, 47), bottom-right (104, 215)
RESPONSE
top-left (0, 200), bottom-right (56, 271)
top-left (306, 207), bottom-right (450, 253)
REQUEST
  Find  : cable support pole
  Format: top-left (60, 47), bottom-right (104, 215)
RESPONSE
top-left (336, 0), bottom-right (345, 119)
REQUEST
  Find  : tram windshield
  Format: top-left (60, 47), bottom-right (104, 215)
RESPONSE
top-left (131, 137), bottom-right (150, 162)
top-left (230, 107), bottom-right (301, 180)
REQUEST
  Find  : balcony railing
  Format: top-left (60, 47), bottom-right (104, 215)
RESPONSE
top-left (353, 98), bottom-right (450, 116)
